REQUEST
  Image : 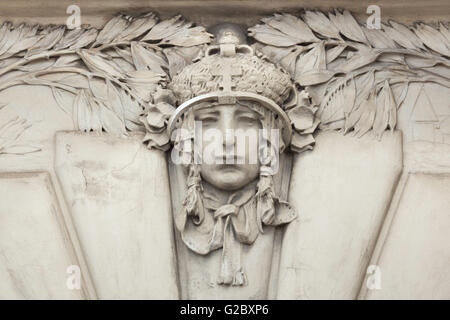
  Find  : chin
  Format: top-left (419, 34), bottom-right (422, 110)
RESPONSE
top-left (201, 165), bottom-right (256, 191)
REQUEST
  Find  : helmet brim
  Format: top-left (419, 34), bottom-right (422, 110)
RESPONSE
top-left (167, 91), bottom-right (292, 147)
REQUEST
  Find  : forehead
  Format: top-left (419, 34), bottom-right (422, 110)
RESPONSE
top-left (193, 102), bottom-right (262, 116)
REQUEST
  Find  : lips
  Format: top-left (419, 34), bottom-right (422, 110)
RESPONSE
top-left (214, 154), bottom-right (246, 163)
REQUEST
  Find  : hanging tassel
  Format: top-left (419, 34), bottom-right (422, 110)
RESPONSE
top-left (232, 268), bottom-right (248, 286)
top-left (180, 164), bottom-right (205, 228)
top-left (256, 169), bottom-right (276, 232)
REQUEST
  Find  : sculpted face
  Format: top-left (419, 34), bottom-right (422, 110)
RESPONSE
top-left (194, 103), bottom-right (262, 191)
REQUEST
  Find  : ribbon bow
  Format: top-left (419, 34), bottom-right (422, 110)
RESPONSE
top-left (176, 180), bottom-right (296, 286)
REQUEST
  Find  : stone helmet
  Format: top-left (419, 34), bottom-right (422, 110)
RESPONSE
top-left (167, 25), bottom-right (295, 147)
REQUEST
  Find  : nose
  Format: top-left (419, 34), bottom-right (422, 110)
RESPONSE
top-left (217, 107), bottom-right (236, 149)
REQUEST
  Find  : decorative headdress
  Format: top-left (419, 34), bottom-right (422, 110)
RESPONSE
top-left (167, 29), bottom-right (294, 147)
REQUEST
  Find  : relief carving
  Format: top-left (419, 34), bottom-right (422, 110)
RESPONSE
top-left (0, 114), bottom-right (40, 155)
top-left (168, 29), bottom-right (298, 286)
top-left (0, 10), bottom-right (447, 145)
top-left (0, 8), bottom-right (449, 297)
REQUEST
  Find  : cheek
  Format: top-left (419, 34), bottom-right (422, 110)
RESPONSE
top-left (243, 163), bottom-right (260, 181)
top-left (233, 125), bottom-right (260, 153)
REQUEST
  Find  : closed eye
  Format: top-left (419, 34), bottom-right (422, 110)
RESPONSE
top-left (237, 115), bottom-right (259, 124)
top-left (195, 109), bottom-right (220, 122)
top-left (235, 109), bottom-right (261, 121)
top-left (197, 116), bottom-right (219, 122)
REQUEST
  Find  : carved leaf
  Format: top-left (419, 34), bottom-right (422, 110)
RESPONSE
top-left (46, 72), bottom-right (89, 89)
top-left (118, 90), bottom-right (144, 128)
top-left (88, 95), bottom-right (103, 133)
top-left (343, 76), bottom-right (356, 115)
top-left (54, 28), bottom-right (85, 50)
top-left (344, 71), bottom-right (375, 133)
top-left (114, 47), bottom-right (134, 64)
top-left (336, 49), bottom-right (381, 73)
top-left (395, 82), bottom-right (409, 108)
top-left (0, 22), bottom-right (12, 45)
top-left (164, 47), bottom-right (188, 78)
top-left (326, 44), bottom-right (347, 64)
top-left (439, 23), bottom-right (450, 44)
top-left (385, 81), bottom-right (398, 131)
top-left (126, 69), bottom-right (165, 98)
top-left (161, 25), bottom-right (212, 47)
top-left (106, 80), bottom-right (125, 123)
top-left (354, 70), bottom-right (375, 108)
top-left (69, 28), bottom-right (98, 49)
top-left (278, 47), bottom-right (303, 75)
top-left (112, 55), bottom-right (135, 72)
top-left (389, 21), bottom-right (425, 50)
top-left (353, 91), bottom-right (376, 138)
top-left (319, 75), bottom-right (358, 129)
top-left (0, 24), bottom-right (23, 56)
top-left (249, 13), bottom-right (320, 47)
top-left (111, 57), bottom-right (135, 73)
top-left (296, 69), bottom-right (335, 86)
top-left (0, 144), bottom-right (41, 155)
top-left (26, 26), bottom-right (65, 56)
top-left (414, 23), bottom-right (450, 57)
top-left (141, 15), bottom-right (186, 41)
top-left (314, 41), bottom-right (327, 69)
top-left (329, 10), bottom-right (367, 43)
top-left (73, 89), bottom-right (92, 131)
top-left (94, 14), bottom-right (129, 46)
top-left (51, 86), bottom-right (74, 116)
top-left (257, 44), bottom-right (294, 61)
top-left (131, 42), bottom-right (167, 74)
top-left (344, 103), bottom-right (363, 134)
top-left (164, 46), bottom-right (202, 78)
top-left (89, 78), bottom-right (109, 102)
top-left (295, 42), bottom-right (336, 85)
top-left (261, 14), bottom-right (318, 43)
top-left (99, 99), bottom-right (126, 134)
top-left (294, 45), bottom-right (320, 77)
top-left (383, 23), bottom-right (421, 50)
top-left (17, 59), bottom-right (54, 72)
top-left (54, 54), bottom-right (81, 67)
top-left (302, 10), bottom-right (341, 39)
top-left (373, 80), bottom-right (395, 139)
top-left (117, 13), bottom-right (158, 41)
top-left (7, 34), bottom-right (42, 55)
top-left (79, 49), bottom-right (124, 78)
top-left (0, 117), bottom-right (29, 146)
top-left (377, 52), bottom-right (405, 64)
top-left (128, 85), bottom-right (154, 103)
top-left (248, 24), bottom-right (300, 47)
top-left (320, 85), bottom-right (345, 125)
top-left (376, 68), bottom-right (404, 82)
top-left (125, 120), bottom-right (145, 132)
top-left (363, 28), bottom-right (397, 49)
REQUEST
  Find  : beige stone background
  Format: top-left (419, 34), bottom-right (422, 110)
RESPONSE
top-left (0, 0), bottom-right (449, 299)
top-left (0, 0), bottom-right (449, 27)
